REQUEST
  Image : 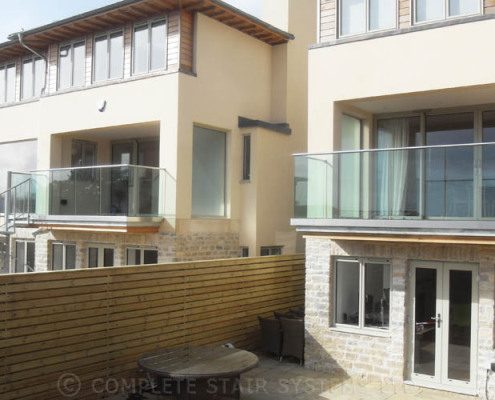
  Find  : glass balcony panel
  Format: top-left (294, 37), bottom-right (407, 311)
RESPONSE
top-left (294, 142), bottom-right (495, 222)
top-left (338, 152), bottom-right (361, 218)
top-left (50, 170), bottom-right (75, 215)
top-left (483, 112), bottom-right (495, 217)
top-left (74, 168), bottom-right (100, 215)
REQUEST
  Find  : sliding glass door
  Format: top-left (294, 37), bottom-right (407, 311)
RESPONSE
top-left (374, 117), bottom-right (421, 218)
top-left (425, 113), bottom-right (474, 218)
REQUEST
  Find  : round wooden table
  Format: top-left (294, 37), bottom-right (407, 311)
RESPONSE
top-left (138, 346), bottom-right (259, 399)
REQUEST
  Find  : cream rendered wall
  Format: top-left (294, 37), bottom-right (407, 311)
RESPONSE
top-left (176, 13), bottom-right (273, 233)
top-left (0, 74), bottom-right (180, 177)
top-left (308, 18), bottom-right (495, 152)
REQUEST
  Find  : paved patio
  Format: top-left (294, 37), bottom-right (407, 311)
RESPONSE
top-left (111, 355), bottom-right (477, 399)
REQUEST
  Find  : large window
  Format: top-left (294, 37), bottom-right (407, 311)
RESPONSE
top-left (415, 0), bottom-right (480, 23)
top-left (14, 240), bottom-right (35, 273)
top-left (52, 243), bottom-right (76, 271)
top-left (133, 18), bottom-right (167, 75)
top-left (0, 63), bottom-right (16, 104)
top-left (126, 248), bottom-right (158, 265)
top-left (0, 140), bottom-right (37, 197)
top-left (335, 259), bottom-right (391, 330)
top-left (21, 56), bottom-right (45, 100)
top-left (425, 113), bottom-right (474, 218)
top-left (94, 31), bottom-right (124, 82)
top-left (192, 126), bottom-right (227, 217)
top-left (374, 117), bottom-right (421, 218)
top-left (88, 245), bottom-right (114, 268)
top-left (59, 40), bottom-right (86, 90)
top-left (340, 0), bottom-right (396, 37)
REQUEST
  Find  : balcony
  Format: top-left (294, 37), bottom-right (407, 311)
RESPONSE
top-left (9, 164), bottom-right (175, 231)
top-left (292, 142), bottom-right (495, 237)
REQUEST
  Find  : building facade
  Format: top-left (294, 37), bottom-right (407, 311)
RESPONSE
top-left (0, 0), bottom-right (316, 273)
top-left (294, 0), bottom-right (495, 398)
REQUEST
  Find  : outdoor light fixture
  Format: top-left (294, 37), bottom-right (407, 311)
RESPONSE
top-left (98, 100), bottom-right (107, 112)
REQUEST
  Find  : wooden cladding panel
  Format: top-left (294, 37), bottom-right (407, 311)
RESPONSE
top-left (0, 255), bottom-right (305, 400)
top-left (180, 11), bottom-right (195, 72)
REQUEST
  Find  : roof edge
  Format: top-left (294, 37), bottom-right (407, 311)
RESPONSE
top-left (0, 0), bottom-right (294, 50)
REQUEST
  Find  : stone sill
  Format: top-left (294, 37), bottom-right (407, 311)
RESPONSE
top-left (329, 326), bottom-right (391, 338)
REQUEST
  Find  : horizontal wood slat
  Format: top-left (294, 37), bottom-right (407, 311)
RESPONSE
top-left (0, 255), bottom-right (305, 400)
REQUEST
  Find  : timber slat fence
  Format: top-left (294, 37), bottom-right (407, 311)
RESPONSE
top-left (0, 254), bottom-right (305, 400)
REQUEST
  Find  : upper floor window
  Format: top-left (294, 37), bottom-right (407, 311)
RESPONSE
top-left (59, 40), bottom-right (86, 90)
top-left (133, 18), bottom-right (167, 75)
top-left (94, 30), bottom-right (124, 82)
top-left (415, 0), bottom-right (481, 23)
top-left (21, 56), bottom-right (45, 100)
top-left (0, 63), bottom-right (16, 104)
top-left (340, 0), bottom-right (396, 37)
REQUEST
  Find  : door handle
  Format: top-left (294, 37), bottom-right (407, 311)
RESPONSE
top-left (431, 314), bottom-right (442, 328)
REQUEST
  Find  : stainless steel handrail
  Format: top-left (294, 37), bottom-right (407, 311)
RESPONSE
top-left (293, 141), bottom-right (495, 157)
top-left (33, 164), bottom-right (169, 173)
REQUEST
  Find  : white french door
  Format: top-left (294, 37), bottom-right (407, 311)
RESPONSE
top-left (410, 261), bottom-right (478, 393)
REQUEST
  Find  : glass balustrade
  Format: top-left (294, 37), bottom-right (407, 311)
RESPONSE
top-left (294, 143), bottom-right (495, 220)
top-left (12, 165), bottom-right (175, 218)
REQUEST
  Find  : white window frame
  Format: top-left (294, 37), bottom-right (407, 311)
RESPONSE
top-left (0, 62), bottom-right (16, 104)
top-left (412, 0), bottom-right (483, 25)
top-left (131, 16), bottom-right (168, 76)
top-left (333, 257), bottom-right (392, 333)
top-left (51, 242), bottom-right (76, 271)
top-left (338, 0), bottom-right (398, 38)
top-left (12, 240), bottom-right (35, 274)
top-left (21, 55), bottom-right (46, 100)
top-left (126, 247), bottom-right (158, 265)
top-left (92, 28), bottom-right (125, 83)
top-left (88, 244), bottom-right (115, 268)
top-left (57, 38), bottom-right (86, 90)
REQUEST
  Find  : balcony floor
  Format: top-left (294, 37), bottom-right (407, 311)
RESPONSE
top-left (110, 354), bottom-right (475, 400)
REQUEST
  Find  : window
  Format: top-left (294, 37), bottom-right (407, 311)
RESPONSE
top-left (260, 246), bottom-right (283, 256)
top-left (133, 19), bottom-right (167, 75)
top-left (242, 135), bottom-right (251, 181)
top-left (94, 31), bottom-right (124, 82)
top-left (240, 247), bottom-right (249, 257)
top-left (14, 241), bottom-right (35, 273)
top-left (52, 243), bottom-right (76, 271)
top-left (71, 140), bottom-right (97, 167)
top-left (415, 0), bottom-right (480, 23)
top-left (340, 0), bottom-right (396, 37)
top-left (0, 63), bottom-right (16, 104)
top-left (192, 126), bottom-right (227, 217)
top-left (58, 40), bottom-right (86, 90)
top-left (88, 245), bottom-right (115, 268)
top-left (21, 56), bottom-right (45, 99)
top-left (126, 248), bottom-right (158, 265)
top-left (334, 259), bottom-right (391, 330)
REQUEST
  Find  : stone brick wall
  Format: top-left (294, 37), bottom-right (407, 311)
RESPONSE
top-left (305, 235), bottom-right (495, 398)
top-left (9, 228), bottom-right (240, 271)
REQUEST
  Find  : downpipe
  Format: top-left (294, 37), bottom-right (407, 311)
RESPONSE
top-left (9, 30), bottom-right (48, 95)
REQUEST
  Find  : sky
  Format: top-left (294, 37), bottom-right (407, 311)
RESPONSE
top-left (0, 0), bottom-right (263, 43)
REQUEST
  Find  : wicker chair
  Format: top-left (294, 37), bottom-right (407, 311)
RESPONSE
top-left (258, 316), bottom-right (283, 357)
top-left (280, 317), bottom-right (304, 365)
